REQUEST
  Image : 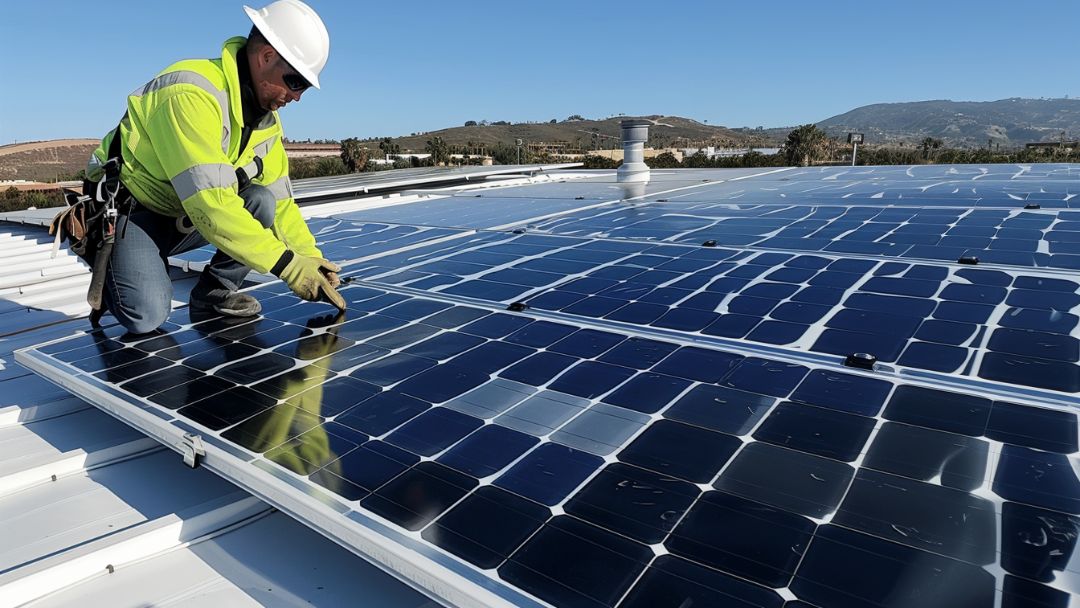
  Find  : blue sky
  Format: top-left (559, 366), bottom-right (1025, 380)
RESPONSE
top-left (2, 0), bottom-right (1078, 144)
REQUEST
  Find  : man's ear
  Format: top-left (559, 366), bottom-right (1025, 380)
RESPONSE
top-left (255, 44), bottom-right (278, 70)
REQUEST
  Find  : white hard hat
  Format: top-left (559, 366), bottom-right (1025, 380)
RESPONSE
top-left (244, 0), bottom-right (330, 89)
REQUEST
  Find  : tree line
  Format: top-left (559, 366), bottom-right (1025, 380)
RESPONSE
top-left (4, 124), bottom-right (1078, 213)
top-left (576, 125), bottom-right (1080, 170)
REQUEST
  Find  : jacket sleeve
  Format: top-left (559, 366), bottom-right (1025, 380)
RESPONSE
top-left (258, 135), bottom-right (323, 259)
top-left (145, 92), bottom-right (287, 273)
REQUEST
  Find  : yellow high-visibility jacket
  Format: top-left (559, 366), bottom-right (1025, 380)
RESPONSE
top-left (88, 36), bottom-right (320, 274)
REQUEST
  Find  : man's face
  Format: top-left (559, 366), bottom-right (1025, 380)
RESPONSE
top-left (254, 49), bottom-right (310, 112)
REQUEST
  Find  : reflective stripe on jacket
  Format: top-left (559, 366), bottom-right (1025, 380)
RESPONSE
top-left (88, 36), bottom-right (320, 273)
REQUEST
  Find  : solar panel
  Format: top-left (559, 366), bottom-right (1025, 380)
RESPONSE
top-left (332, 194), bottom-right (617, 231)
top-left (522, 204), bottom-right (1080, 270)
top-left (18, 163), bottom-right (1080, 607)
top-left (344, 231), bottom-right (1079, 393)
top-left (292, 164), bottom-right (581, 200)
top-left (169, 218), bottom-right (464, 273)
top-left (17, 276), bottom-right (1078, 607)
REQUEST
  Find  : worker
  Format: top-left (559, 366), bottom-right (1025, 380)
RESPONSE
top-left (83, 0), bottom-right (345, 336)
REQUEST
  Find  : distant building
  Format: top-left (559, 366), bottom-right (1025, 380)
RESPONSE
top-left (0, 180), bottom-right (70, 192)
top-left (680, 146), bottom-right (781, 158)
top-left (389, 153), bottom-right (430, 162)
top-left (386, 153), bottom-right (494, 166)
top-left (587, 148), bottom-right (684, 162)
top-left (527, 141), bottom-right (585, 156)
top-left (1025, 141), bottom-right (1078, 153)
top-left (283, 143), bottom-right (340, 158)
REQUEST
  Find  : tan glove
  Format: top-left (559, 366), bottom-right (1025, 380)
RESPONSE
top-left (274, 251), bottom-right (346, 311)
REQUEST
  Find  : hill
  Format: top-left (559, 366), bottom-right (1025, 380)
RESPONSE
top-left (0, 139), bottom-right (99, 182)
top-left (355, 115), bottom-right (769, 153)
top-left (817, 98), bottom-right (1080, 147)
top-left (11, 98), bottom-right (1080, 176)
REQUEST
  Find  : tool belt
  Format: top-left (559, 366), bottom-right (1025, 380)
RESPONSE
top-left (49, 176), bottom-right (128, 259)
top-left (48, 122), bottom-right (134, 327)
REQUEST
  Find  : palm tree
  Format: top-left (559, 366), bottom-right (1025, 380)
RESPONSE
top-left (425, 137), bottom-right (450, 166)
top-left (919, 137), bottom-right (942, 160)
top-left (377, 137), bottom-right (399, 159)
top-left (340, 138), bottom-right (368, 173)
top-left (782, 124), bottom-right (828, 167)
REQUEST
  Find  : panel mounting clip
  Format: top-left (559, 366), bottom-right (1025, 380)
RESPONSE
top-left (843, 353), bottom-right (877, 370)
top-left (181, 433), bottom-right (206, 468)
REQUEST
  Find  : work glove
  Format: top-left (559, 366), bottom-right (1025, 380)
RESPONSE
top-left (272, 250), bottom-right (346, 311)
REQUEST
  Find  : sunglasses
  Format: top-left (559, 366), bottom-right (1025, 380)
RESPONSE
top-left (282, 70), bottom-right (311, 92)
top-left (277, 57), bottom-right (311, 92)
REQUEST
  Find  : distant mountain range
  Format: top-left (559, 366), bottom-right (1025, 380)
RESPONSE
top-left (10, 98), bottom-right (1079, 179)
top-left (358, 116), bottom-right (762, 153)
top-left (816, 98), bottom-right (1080, 147)
top-left (351, 99), bottom-right (1080, 152)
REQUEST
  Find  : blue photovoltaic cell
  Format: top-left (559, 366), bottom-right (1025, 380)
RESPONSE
top-left (22, 164), bottom-right (1080, 608)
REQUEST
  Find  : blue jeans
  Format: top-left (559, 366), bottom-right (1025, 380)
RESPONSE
top-left (103, 184), bottom-right (276, 334)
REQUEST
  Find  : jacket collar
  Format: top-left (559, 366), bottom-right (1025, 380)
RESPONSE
top-left (220, 37), bottom-right (248, 131)
top-left (234, 44), bottom-right (270, 129)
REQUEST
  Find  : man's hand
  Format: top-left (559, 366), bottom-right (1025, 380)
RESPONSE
top-left (274, 252), bottom-right (346, 311)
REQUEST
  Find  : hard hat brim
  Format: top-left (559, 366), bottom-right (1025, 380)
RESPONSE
top-left (244, 5), bottom-right (322, 89)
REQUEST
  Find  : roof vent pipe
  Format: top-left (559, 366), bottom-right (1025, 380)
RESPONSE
top-left (617, 119), bottom-right (651, 183)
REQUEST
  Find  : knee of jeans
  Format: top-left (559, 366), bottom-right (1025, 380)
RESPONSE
top-left (110, 289), bottom-right (171, 335)
top-left (119, 306), bottom-right (170, 335)
top-left (242, 184), bottom-right (276, 228)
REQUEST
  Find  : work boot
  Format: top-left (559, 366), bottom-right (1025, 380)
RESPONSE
top-left (189, 278), bottom-right (262, 317)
